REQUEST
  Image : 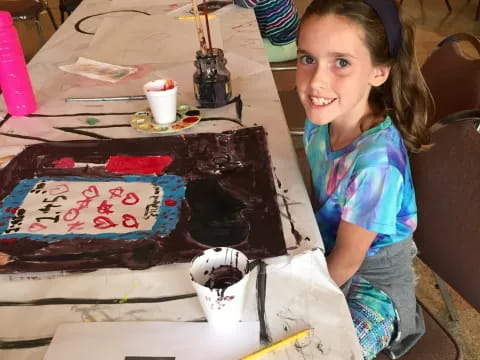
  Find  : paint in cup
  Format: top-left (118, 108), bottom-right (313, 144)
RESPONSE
top-left (143, 79), bottom-right (178, 124)
top-left (190, 247), bottom-right (250, 328)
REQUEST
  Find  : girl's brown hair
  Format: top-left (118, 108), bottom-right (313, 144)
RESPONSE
top-left (300, 0), bottom-right (431, 152)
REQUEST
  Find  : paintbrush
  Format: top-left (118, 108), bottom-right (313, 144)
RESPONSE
top-left (202, 0), bottom-right (213, 53)
top-left (191, 0), bottom-right (208, 55)
top-left (65, 95), bottom-right (146, 102)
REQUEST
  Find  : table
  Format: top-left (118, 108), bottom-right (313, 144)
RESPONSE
top-left (0, 1), bottom-right (362, 359)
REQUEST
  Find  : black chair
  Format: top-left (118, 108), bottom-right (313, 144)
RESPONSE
top-left (0, 0), bottom-right (57, 47)
top-left (59, 0), bottom-right (82, 23)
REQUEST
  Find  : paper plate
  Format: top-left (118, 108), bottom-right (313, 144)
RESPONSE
top-left (131, 104), bottom-right (201, 134)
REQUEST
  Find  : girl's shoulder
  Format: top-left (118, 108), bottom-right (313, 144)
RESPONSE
top-left (304, 118), bottom-right (326, 141)
top-left (355, 116), bottom-right (409, 173)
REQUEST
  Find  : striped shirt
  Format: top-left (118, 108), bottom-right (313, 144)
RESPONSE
top-left (234, 0), bottom-right (299, 45)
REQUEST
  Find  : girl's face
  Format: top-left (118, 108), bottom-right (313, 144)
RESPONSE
top-left (296, 14), bottom-right (389, 128)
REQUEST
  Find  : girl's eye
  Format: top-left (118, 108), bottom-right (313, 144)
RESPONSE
top-left (298, 55), bottom-right (315, 65)
top-left (335, 58), bottom-right (350, 68)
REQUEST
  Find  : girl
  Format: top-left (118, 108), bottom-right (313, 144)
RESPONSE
top-left (296, 0), bottom-right (431, 358)
top-left (233, 0), bottom-right (299, 62)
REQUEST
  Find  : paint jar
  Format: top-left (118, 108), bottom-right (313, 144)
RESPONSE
top-left (190, 247), bottom-right (250, 328)
top-left (193, 48), bottom-right (232, 108)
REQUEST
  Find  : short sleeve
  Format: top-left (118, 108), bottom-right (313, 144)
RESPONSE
top-left (341, 165), bottom-right (404, 235)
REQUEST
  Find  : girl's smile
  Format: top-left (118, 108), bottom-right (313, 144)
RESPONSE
top-left (310, 96), bottom-right (337, 106)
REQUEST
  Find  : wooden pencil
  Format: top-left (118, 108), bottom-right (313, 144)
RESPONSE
top-left (240, 328), bottom-right (312, 360)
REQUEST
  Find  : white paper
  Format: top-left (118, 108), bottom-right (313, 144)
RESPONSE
top-left (84, 14), bottom-right (223, 65)
top-left (43, 321), bottom-right (260, 360)
top-left (59, 57), bottom-right (138, 83)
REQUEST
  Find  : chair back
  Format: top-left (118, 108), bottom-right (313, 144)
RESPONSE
top-left (421, 33), bottom-right (480, 128)
top-left (410, 117), bottom-right (480, 312)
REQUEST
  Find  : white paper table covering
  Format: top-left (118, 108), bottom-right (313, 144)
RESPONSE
top-left (0, 1), bottom-right (363, 359)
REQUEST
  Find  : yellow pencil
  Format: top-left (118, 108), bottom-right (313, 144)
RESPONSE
top-left (240, 328), bottom-right (312, 360)
top-left (176, 15), bottom-right (216, 20)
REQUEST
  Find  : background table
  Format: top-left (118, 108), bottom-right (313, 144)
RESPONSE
top-left (0, 1), bottom-right (362, 359)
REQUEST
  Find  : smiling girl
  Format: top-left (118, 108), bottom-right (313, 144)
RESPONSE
top-left (297, 0), bottom-right (431, 358)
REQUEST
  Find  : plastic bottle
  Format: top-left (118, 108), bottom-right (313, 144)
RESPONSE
top-left (0, 11), bottom-right (37, 116)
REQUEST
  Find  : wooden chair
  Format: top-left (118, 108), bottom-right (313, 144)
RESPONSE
top-left (421, 33), bottom-right (480, 128)
top-left (0, 0), bottom-right (57, 47)
top-left (378, 115), bottom-right (479, 360)
top-left (412, 116), bottom-right (480, 314)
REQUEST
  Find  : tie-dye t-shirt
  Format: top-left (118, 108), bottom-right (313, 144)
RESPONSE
top-left (303, 116), bottom-right (417, 256)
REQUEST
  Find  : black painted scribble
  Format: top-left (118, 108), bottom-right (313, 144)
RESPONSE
top-left (273, 167), bottom-right (282, 188)
top-left (55, 127), bottom-right (111, 139)
top-left (256, 260), bottom-right (271, 344)
top-left (0, 293), bottom-right (197, 306)
top-left (0, 132), bottom-right (52, 142)
top-left (0, 113), bottom-right (11, 128)
top-left (74, 10), bottom-right (151, 35)
top-left (0, 336), bottom-right (53, 350)
top-left (279, 193), bottom-right (303, 245)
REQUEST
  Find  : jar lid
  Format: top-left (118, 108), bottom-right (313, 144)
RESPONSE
top-left (0, 12), bottom-right (13, 27)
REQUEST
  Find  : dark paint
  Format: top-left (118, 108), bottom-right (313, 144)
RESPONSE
top-left (0, 127), bottom-right (285, 273)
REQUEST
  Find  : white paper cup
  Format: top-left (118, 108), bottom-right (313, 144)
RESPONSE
top-left (190, 247), bottom-right (250, 328)
top-left (144, 79), bottom-right (178, 124)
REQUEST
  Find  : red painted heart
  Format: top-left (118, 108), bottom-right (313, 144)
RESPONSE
top-left (122, 214), bottom-right (139, 229)
top-left (93, 216), bottom-right (117, 229)
top-left (28, 222), bottom-right (48, 232)
top-left (121, 192), bottom-right (140, 205)
top-left (82, 185), bottom-right (99, 200)
top-left (49, 184), bottom-right (69, 196)
top-left (63, 208), bottom-right (79, 222)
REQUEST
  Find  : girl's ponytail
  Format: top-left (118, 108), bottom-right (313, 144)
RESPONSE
top-left (387, 14), bottom-right (432, 153)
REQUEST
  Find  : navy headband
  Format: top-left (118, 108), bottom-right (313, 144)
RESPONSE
top-left (363, 0), bottom-right (402, 56)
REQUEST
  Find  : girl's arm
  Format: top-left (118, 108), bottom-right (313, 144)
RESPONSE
top-left (326, 220), bottom-right (377, 287)
top-left (233, 0), bottom-right (260, 9)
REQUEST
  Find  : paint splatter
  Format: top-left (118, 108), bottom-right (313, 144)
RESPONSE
top-left (52, 157), bottom-right (75, 168)
top-left (86, 117), bottom-right (99, 125)
top-left (165, 199), bottom-right (177, 206)
top-left (119, 282), bottom-right (138, 304)
top-left (0, 252), bottom-right (10, 265)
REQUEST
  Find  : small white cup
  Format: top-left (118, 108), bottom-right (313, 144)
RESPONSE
top-left (190, 247), bottom-right (250, 328)
top-left (143, 79), bottom-right (178, 124)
